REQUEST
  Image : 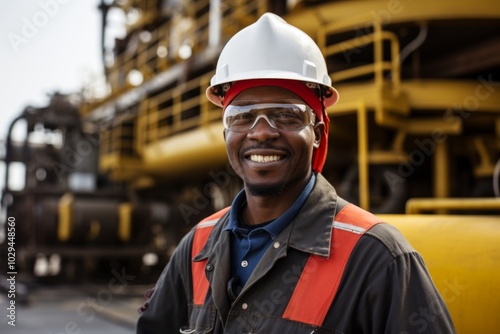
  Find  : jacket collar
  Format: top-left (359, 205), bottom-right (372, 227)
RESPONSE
top-left (285, 173), bottom-right (338, 257)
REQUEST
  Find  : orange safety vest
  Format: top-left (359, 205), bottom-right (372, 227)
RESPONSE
top-left (191, 203), bottom-right (381, 327)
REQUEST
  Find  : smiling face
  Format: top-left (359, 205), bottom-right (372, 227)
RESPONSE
top-left (224, 86), bottom-right (324, 198)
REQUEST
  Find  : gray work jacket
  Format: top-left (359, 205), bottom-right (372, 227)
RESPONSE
top-left (136, 174), bottom-right (455, 333)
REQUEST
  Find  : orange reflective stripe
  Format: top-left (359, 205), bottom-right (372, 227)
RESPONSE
top-left (282, 204), bottom-right (381, 326)
top-left (191, 225), bottom-right (214, 305)
top-left (191, 207), bottom-right (230, 305)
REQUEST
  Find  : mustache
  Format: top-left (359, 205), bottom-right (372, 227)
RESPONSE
top-left (240, 144), bottom-right (291, 156)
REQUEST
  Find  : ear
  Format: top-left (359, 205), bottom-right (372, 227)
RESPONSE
top-left (313, 121), bottom-right (324, 148)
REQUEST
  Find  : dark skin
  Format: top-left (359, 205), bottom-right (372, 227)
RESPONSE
top-left (223, 86), bottom-right (324, 226)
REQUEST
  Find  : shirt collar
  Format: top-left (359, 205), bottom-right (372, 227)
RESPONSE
top-left (224, 173), bottom-right (316, 238)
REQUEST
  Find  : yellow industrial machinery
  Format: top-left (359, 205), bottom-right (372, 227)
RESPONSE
top-left (380, 214), bottom-right (500, 333)
top-left (1, 0), bottom-right (499, 332)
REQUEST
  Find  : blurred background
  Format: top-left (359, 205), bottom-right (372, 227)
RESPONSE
top-left (0, 1), bottom-right (102, 190)
top-left (0, 0), bottom-right (499, 333)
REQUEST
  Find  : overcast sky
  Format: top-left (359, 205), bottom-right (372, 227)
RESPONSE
top-left (0, 0), bottom-right (103, 191)
top-left (0, 0), bottom-right (103, 140)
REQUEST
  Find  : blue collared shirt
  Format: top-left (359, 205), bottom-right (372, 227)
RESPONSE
top-left (224, 173), bottom-right (316, 289)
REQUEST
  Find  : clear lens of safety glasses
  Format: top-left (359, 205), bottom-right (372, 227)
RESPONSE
top-left (223, 103), bottom-right (315, 132)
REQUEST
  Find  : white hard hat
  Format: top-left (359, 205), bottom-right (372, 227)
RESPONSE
top-left (206, 12), bottom-right (338, 108)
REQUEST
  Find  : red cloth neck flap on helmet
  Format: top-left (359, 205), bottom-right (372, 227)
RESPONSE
top-left (223, 79), bottom-right (329, 173)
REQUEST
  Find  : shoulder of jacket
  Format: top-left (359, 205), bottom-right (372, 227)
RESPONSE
top-left (334, 199), bottom-right (416, 258)
top-left (334, 201), bottom-right (381, 232)
top-left (362, 223), bottom-right (417, 259)
top-left (195, 206), bottom-right (230, 230)
top-left (172, 206), bottom-right (229, 257)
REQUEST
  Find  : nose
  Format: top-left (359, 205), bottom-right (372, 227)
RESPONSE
top-left (248, 114), bottom-right (278, 130)
top-left (247, 114), bottom-right (280, 141)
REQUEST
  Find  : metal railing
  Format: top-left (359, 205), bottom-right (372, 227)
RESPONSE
top-left (136, 73), bottom-right (220, 153)
top-left (317, 15), bottom-right (403, 210)
top-left (318, 13), bottom-right (401, 95)
top-left (100, 119), bottom-right (136, 158)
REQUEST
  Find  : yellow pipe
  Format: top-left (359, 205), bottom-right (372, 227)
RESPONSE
top-left (142, 122), bottom-right (228, 178)
top-left (406, 197), bottom-right (500, 214)
top-left (118, 203), bottom-right (133, 242)
top-left (404, 118), bottom-right (462, 134)
top-left (434, 141), bottom-right (450, 199)
top-left (379, 214), bottom-right (500, 333)
top-left (286, 0), bottom-right (500, 39)
top-left (58, 193), bottom-right (74, 242)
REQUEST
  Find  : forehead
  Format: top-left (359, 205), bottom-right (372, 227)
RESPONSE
top-left (232, 86), bottom-right (304, 103)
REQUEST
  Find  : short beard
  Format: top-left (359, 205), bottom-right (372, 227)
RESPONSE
top-left (246, 181), bottom-right (286, 196)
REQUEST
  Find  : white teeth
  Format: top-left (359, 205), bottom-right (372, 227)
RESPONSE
top-left (250, 155), bottom-right (283, 163)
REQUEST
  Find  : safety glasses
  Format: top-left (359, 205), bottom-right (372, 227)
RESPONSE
top-left (223, 102), bottom-right (315, 133)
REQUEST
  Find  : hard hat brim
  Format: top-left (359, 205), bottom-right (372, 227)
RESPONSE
top-left (206, 72), bottom-right (339, 108)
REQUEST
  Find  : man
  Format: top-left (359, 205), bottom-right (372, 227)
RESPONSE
top-left (136, 13), bottom-right (455, 333)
